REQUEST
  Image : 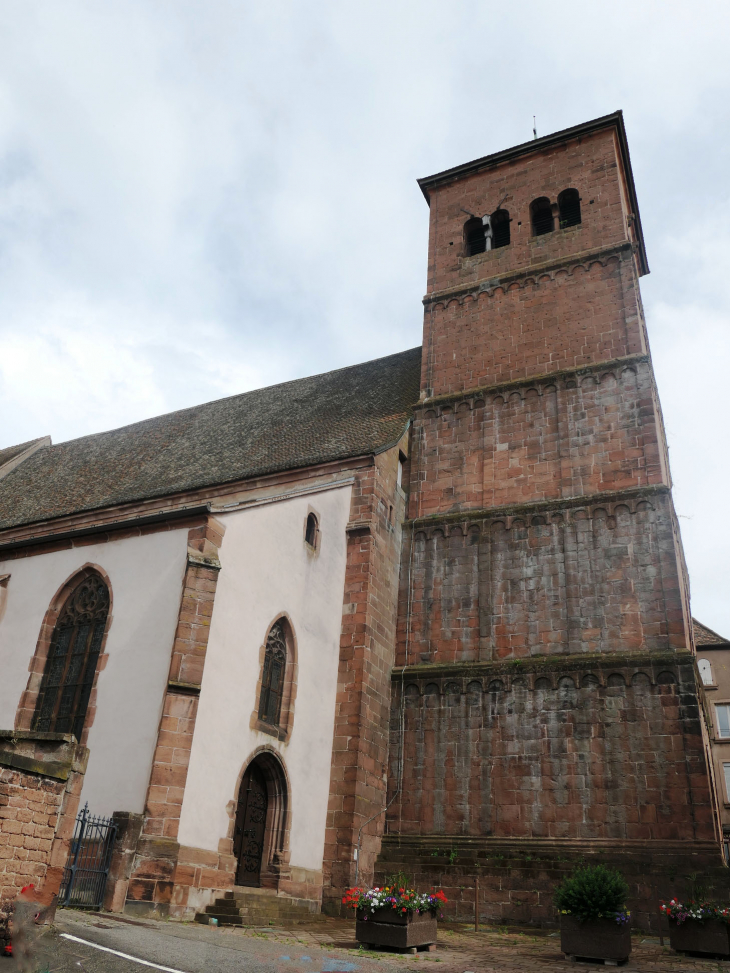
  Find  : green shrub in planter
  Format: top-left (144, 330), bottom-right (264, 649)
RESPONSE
top-left (555, 866), bottom-right (632, 963)
top-left (555, 864), bottom-right (630, 923)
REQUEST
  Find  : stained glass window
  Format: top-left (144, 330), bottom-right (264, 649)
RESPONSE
top-left (258, 621), bottom-right (287, 726)
top-left (32, 574), bottom-right (110, 742)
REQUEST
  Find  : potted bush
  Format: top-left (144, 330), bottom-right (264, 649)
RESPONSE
top-left (343, 883), bottom-right (447, 951)
top-left (554, 865), bottom-right (632, 964)
top-left (661, 900), bottom-right (730, 957)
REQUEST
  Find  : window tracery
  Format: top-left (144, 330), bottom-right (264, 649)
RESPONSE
top-left (258, 620), bottom-right (287, 726)
top-left (32, 573), bottom-right (110, 741)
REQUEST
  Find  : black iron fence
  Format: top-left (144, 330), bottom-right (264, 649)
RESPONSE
top-left (58, 803), bottom-right (117, 910)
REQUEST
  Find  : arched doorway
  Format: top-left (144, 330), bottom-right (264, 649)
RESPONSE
top-left (233, 752), bottom-right (288, 888)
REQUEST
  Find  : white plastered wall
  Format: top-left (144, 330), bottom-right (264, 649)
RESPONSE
top-left (0, 529), bottom-right (188, 815)
top-left (179, 483), bottom-right (352, 874)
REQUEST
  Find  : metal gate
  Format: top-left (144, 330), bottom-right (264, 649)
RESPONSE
top-left (58, 803), bottom-right (117, 910)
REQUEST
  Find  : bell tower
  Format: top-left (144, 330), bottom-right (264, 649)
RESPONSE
top-left (379, 113), bottom-right (722, 931)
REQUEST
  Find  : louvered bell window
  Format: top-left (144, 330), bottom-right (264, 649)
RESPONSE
top-left (531, 197), bottom-right (554, 236)
top-left (491, 209), bottom-right (510, 248)
top-left (32, 574), bottom-right (110, 742)
top-left (259, 621), bottom-right (287, 725)
top-left (558, 188), bottom-right (581, 228)
top-left (464, 217), bottom-right (486, 256)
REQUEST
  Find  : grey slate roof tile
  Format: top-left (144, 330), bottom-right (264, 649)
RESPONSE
top-left (0, 346), bottom-right (422, 531)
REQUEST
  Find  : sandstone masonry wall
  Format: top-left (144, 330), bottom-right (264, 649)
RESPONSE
top-left (422, 255), bottom-right (644, 398)
top-left (412, 359), bottom-right (664, 519)
top-left (321, 437), bottom-right (408, 912)
top-left (0, 732), bottom-right (87, 945)
top-left (397, 491), bottom-right (686, 666)
top-left (124, 516), bottom-right (225, 917)
top-left (387, 655), bottom-right (714, 842)
top-left (425, 128), bottom-right (634, 296)
top-left (380, 116), bottom-right (720, 920)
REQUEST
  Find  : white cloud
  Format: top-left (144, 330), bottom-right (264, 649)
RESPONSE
top-left (0, 0), bottom-right (728, 632)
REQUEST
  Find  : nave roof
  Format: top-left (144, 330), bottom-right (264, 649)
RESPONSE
top-left (0, 346), bottom-right (422, 532)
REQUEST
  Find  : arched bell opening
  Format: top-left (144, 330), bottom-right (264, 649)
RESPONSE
top-left (233, 749), bottom-right (290, 889)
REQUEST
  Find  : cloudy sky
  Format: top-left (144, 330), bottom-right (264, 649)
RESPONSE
top-left (0, 1), bottom-right (728, 633)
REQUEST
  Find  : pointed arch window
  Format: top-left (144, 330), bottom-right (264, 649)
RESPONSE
top-left (258, 620), bottom-right (287, 726)
top-left (32, 573), bottom-right (110, 741)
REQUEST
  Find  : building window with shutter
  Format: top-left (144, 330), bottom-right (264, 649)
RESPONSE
top-left (31, 572), bottom-right (110, 742)
top-left (716, 704), bottom-right (730, 739)
top-left (698, 658), bottom-right (715, 686)
top-left (723, 763), bottom-right (730, 803)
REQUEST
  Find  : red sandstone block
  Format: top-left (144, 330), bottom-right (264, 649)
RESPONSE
top-left (142, 819), bottom-right (165, 837)
top-left (173, 863), bottom-right (196, 887)
top-left (178, 847), bottom-right (219, 867)
top-left (163, 819), bottom-right (180, 839)
top-left (127, 878), bottom-right (155, 902)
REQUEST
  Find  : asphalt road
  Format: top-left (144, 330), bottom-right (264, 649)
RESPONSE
top-left (7, 910), bottom-right (405, 973)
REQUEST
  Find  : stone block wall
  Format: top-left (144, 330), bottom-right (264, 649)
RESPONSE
top-left (103, 812), bottom-right (144, 912)
top-left (422, 254), bottom-right (644, 399)
top-left (386, 654), bottom-right (715, 843)
top-left (376, 116), bottom-right (717, 926)
top-left (397, 490), bottom-right (687, 666)
top-left (375, 833), bottom-right (727, 934)
top-left (0, 731), bottom-right (87, 945)
top-left (167, 843), bottom-right (236, 919)
top-left (321, 437), bottom-right (408, 912)
top-left (124, 515), bottom-right (225, 918)
top-left (424, 126), bottom-right (635, 297)
top-left (411, 358), bottom-right (666, 520)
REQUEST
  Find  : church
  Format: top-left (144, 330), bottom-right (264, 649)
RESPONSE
top-left (0, 111), bottom-right (724, 930)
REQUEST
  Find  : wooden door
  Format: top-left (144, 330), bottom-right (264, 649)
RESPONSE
top-left (233, 763), bottom-right (268, 887)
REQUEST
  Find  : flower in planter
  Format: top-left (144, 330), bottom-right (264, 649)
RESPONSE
top-left (342, 885), bottom-right (447, 919)
top-left (661, 899), bottom-right (730, 924)
top-left (554, 865), bottom-right (631, 924)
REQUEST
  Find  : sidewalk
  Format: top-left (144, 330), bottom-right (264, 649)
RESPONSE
top-left (14, 910), bottom-right (727, 973)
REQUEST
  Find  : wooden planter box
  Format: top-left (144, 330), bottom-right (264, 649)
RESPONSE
top-left (356, 907), bottom-right (437, 950)
top-left (560, 915), bottom-right (632, 964)
top-left (668, 919), bottom-right (730, 957)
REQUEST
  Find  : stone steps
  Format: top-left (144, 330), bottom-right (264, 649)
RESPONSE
top-left (194, 887), bottom-right (323, 927)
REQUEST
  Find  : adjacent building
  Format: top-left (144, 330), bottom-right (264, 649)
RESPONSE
top-left (694, 619), bottom-right (730, 860)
